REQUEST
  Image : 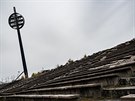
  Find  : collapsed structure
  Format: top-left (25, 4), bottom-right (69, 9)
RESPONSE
top-left (0, 39), bottom-right (135, 101)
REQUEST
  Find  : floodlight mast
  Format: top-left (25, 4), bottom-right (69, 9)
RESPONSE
top-left (9, 7), bottom-right (28, 78)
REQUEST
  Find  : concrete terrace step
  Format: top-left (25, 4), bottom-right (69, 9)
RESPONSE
top-left (35, 74), bottom-right (119, 88)
top-left (102, 86), bottom-right (135, 98)
top-left (34, 60), bottom-right (135, 89)
top-left (0, 94), bottom-right (80, 101)
top-left (17, 83), bottom-right (101, 98)
top-left (103, 86), bottom-right (135, 90)
top-left (118, 77), bottom-right (135, 86)
top-left (24, 83), bottom-right (101, 92)
top-left (121, 94), bottom-right (135, 101)
top-left (1, 83), bottom-right (101, 98)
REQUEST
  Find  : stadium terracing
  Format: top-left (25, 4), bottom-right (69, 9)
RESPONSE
top-left (0, 39), bottom-right (135, 101)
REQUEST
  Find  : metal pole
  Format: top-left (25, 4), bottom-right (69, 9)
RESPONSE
top-left (13, 7), bottom-right (28, 78)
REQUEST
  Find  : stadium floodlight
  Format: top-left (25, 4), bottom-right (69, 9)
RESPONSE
top-left (8, 7), bottom-right (28, 78)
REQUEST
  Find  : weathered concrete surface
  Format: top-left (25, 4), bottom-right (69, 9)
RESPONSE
top-left (121, 94), bottom-right (135, 101)
top-left (102, 86), bottom-right (135, 98)
top-left (17, 83), bottom-right (101, 98)
top-left (0, 94), bottom-right (80, 101)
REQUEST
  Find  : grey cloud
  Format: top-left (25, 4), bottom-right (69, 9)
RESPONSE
top-left (0, 0), bottom-right (134, 82)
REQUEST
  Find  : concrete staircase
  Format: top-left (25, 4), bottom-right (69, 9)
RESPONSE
top-left (0, 39), bottom-right (135, 101)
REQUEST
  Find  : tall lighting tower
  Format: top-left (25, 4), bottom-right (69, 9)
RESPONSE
top-left (8, 7), bottom-right (28, 78)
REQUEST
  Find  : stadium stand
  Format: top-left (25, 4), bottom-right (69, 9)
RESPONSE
top-left (0, 39), bottom-right (135, 101)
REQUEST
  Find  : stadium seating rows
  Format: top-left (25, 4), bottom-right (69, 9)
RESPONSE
top-left (0, 39), bottom-right (135, 101)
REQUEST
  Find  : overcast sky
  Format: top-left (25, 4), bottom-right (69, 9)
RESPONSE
top-left (0, 0), bottom-right (135, 82)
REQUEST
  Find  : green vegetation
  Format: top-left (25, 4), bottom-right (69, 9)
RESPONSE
top-left (31, 72), bottom-right (40, 78)
top-left (21, 76), bottom-right (25, 80)
top-left (67, 59), bottom-right (74, 63)
top-left (83, 54), bottom-right (87, 58)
